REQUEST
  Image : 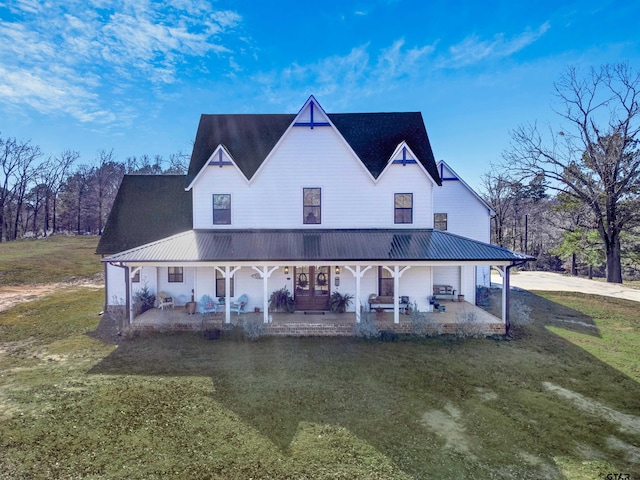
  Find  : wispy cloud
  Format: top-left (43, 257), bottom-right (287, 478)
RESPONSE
top-left (255, 38), bottom-right (435, 108)
top-left (0, 0), bottom-right (241, 124)
top-left (254, 21), bottom-right (548, 109)
top-left (444, 22), bottom-right (551, 67)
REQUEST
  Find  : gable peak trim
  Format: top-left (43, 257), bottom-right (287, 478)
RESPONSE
top-left (186, 144), bottom-right (248, 191)
top-left (293, 95), bottom-right (331, 129)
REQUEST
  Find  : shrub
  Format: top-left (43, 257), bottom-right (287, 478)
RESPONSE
top-left (409, 303), bottom-right (441, 337)
top-left (354, 311), bottom-right (379, 339)
top-left (133, 283), bottom-right (156, 315)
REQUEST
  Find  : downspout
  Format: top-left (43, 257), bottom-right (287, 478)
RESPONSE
top-left (503, 265), bottom-right (511, 336)
top-left (108, 262), bottom-right (131, 325)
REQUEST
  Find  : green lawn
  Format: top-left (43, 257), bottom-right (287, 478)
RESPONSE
top-left (0, 236), bottom-right (101, 285)
top-left (1, 286), bottom-right (639, 479)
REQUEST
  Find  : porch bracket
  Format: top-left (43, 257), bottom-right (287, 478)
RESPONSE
top-left (252, 266), bottom-right (279, 323)
top-left (344, 265), bottom-right (372, 323)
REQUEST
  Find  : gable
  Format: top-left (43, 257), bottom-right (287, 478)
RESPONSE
top-left (328, 112), bottom-right (441, 183)
top-left (436, 160), bottom-right (494, 214)
top-left (186, 98), bottom-right (442, 186)
top-left (186, 114), bottom-right (295, 185)
top-left (96, 175), bottom-right (193, 255)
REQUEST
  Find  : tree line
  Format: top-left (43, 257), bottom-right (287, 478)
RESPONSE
top-left (0, 138), bottom-right (188, 242)
top-left (3, 64), bottom-right (638, 284)
top-left (481, 64), bottom-right (640, 283)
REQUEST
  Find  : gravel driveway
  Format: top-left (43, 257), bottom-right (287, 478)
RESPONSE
top-left (491, 271), bottom-right (640, 303)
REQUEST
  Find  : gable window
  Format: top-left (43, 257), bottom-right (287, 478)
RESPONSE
top-left (434, 213), bottom-right (448, 231)
top-left (216, 269), bottom-right (235, 298)
top-left (303, 188), bottom-right (321, 224)
top-left (168, 267), bottom-right (183, 283)
top-left (378, 267), bottom-right (394, 296)
top-left (394, 193), bottom-right (413, 224)
top-left (213, 194), bottom-right (231, 225)
top-left (132, 270), bottom-right (140, 283)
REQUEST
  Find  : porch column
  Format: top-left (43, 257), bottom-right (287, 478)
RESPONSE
top-left (129, 267), bottom-right (141, 325)
top-left (382, 265), bottom-right (411, 324)
top-left (216, 266), bottom-right (241, 324)
top-left (345, 265), bottom-right (372, 323)
top-left (494, 265), bottom-right (511, 334)
top-left (252, 266), bottom-right (279, 323)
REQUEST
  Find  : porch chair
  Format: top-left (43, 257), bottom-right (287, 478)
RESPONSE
top-left (230, 294), bottom-right (248, 315)
top-left (157, 291), bottom-right (174, 310)
top-left (199, 294), bottom-right (218, 315)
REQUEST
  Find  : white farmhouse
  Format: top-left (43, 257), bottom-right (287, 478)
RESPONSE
top-left (97, 96), bottom-right (531, 334)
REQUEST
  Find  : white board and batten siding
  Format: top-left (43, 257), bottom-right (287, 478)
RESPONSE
top-left (191, 125), bottom-right (435, 230)
top-left (433, 161), bottom-right (493, 287)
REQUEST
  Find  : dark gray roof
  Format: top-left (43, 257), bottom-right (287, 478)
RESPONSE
top-left (102, 229), bottom-right (533, 263)
top-left (186, 112), bottom-right (442, 185)
top-left (96, 175), bottom-right (193, 255)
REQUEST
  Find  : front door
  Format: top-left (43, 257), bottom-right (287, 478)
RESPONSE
top-left (294, 266), bottom-right (330, 310)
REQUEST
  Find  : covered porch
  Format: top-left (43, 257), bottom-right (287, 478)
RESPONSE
top-left (129, 298), bottom-right (506, 336)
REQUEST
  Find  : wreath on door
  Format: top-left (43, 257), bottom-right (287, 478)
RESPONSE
top-left (297, 272), bottom-right (308, 288)
top-left (316, 272), bottom-right (327, 286)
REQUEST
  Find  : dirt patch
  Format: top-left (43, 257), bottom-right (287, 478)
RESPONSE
top-left (606, 436), bottom-right (640, 465)
top-left (421, 402), bottom-right (473, 456)
top-left (0, 276), bottom-right (103, 313)
top-left (543, 382), bottom-right (640, 435)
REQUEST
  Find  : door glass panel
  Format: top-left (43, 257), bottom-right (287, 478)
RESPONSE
top-left (296, 266), bottom-right (310, 295)
top-left (314, 266), bottom-right (329, 296)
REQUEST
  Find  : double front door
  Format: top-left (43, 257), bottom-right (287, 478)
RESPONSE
top-left (294, 266), bottom-right (330, 310)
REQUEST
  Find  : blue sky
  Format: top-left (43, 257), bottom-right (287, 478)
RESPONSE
top-left (1, 0), bottom-right (639, 190)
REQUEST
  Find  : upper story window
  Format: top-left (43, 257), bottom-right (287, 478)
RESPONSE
top-left (213, 194), bottom-right (231, 225)
top-left (303, 188), bottom-right (321, 224)
top-left (168, 267), bottom-right (183, 283)
top-left (394, 193), bottom-right (413, 224)
top-left (434, 213), bottom-right (448, 231)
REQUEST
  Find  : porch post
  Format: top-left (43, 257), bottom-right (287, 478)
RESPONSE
top-left (253, 266), bottom-right (279, 323)
top-left (383, 265), bottom-right (410, 324)
top-left (225, 266), bottom-right (231, 323)
top-left (393, 265), bottom-right (400, 324)
top-left (495, 265), bottom-right (511, 334)
top-left (345, 265), bottom-right (372, 323)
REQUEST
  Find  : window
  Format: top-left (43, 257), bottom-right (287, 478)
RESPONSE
top-left (132, 270), bottom-right (140, 283)
top-left (303, 188), bottom-right (321, 224)
top-left (168, 267), bottom-right (183, 283)
top-left (216, 269), bottom-right (235, 298)
top-left (213, 194), bottom-right (231, 225)
top-left (378, 267), bottom-right (394, 296)
top-left (394, 193), bottom-right (413, 224)
top-left (434, 213), bottom-right (448, 231)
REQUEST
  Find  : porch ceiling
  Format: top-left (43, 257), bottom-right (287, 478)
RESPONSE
top-left (103, 229), bottom-right (533, 265)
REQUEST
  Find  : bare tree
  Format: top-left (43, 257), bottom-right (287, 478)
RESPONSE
top-left (0, 135), bottom-right (41, 241)
top-left (503, 64), bottom-right (640, 283)
top-left (43, 150), bottom-right (77, 235)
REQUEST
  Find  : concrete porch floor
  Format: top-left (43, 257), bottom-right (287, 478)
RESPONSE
top-left (130, 299), bottom-right (505, 336)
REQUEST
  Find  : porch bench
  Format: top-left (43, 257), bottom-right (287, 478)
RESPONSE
top-left (368, 295), bottom-right (410, 313)
top-left (433, 285), bottom-right (456, 301)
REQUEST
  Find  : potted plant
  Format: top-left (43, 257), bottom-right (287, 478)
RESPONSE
top-left (269, 286), bottom-right (295, 313)
top-left (329, 291), bottom-right (353, 313)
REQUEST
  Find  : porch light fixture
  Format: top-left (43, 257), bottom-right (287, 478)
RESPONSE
top-left (335, 266), bottom-right (340, 275)
top-left (284, 266), bottom-right (289, 275)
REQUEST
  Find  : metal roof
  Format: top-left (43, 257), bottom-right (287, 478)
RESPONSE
top-left (102, 229), bottom-right (533, 264)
